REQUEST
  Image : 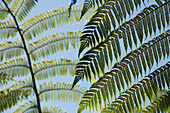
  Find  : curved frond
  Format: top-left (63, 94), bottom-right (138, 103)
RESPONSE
top-left (0, 38), bottom-right (24, 62)
top-left (0, 58), bottom-right (30, 77)
top-left (42, 105), bottom-right (66, 113)
top-left (142, 90), bottom-right (170, 113)
top-left (80, 0), bottom-right (107, 19)
top-left (39, 82), bottom-right (85, 104)
top-left (101, 62), bottom-right (170, 113)
top-left (0, 72), bottom-right (14, 87)
top-left (78, 0), bottom-right (149, 56)
top-left (75, 30), bottom-right (169, 112)
top-left (28, 31), bottom-right (81, 61)
top-left (33, 59), bottom-right (77, 80)
top-left (0, 19), bottom-right (18, 39)
top-left (13, 100), bottom-right (38, 113)
top-left (10, 0), bottom-right (37, 22)
top-left (14, 100), bottom-right (66, 113)
top-left (10, 77), bottom-right (33, 91)
top-left (21, 5), bottom-right (93, 41)
top-left (0, 3), bottom-right (9, 20)
top-left (0, 88), bottom-right (31, 113)
top-left (73, 30), bottom-right (170, 86)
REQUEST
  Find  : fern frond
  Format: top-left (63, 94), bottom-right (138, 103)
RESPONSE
top-left (74, 30), bottom-right (169, 86)
top-left (10, 77), bottom-right (33, 90)
top-left (142, 90), bottom-right (170, 113)
top-left (0, 38), bottom-right (24, 62)
top-left (42, 105), bottom-right (66, 113)
top-left (21, 5), bottom-right (92, 41)
top-left (0, 19), bottom-right (18, 39)
top-left (33, 59), bottom-right (77, 80)
top-left (0, 72), bottom-right (14, 87)
top-left (0, 88), bottom-right (31, 113)
top-left (78, 2), bottom-right (169, 56)
top-left (0, 3), bottom-right (9, 20)
top-left (39, 82), bottom-right (85, 104)
top-left (101, 62), bottom-right (170, 113)
top-left (28, 31), bottom-right (81, 61)
top-left (0, 58), bottom-right (30, 77)
top-left (10, 0), bottom-right (37, 22)
top-left (14, 100), bottom-right (66, 113)
top-left (75, 30), bottom-right (169, 112)
top-left (13, 100), bottom-right (38, 113)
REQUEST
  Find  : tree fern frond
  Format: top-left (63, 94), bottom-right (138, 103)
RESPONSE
top-left (0, 88), bottom-right (31, 113)
top-left (101, 62), bottom-right (170, 113)
top-left (10, 0), bottom-right (37, 22)
top-left (13, 100), bottom-right (38, 113)
top-left (80, 0), bottom-right (107, 20)
top-left (0, 19), bottom-right (18, 39)
top-left (33, 59), bottom-right (77, 80)
top-left (0, 38), bottom-right (24, 62)
top-left (142, 90), bottom-right (170, 113)
top-left (0, 58), bottom-right (30, 77)
top-left (42, 105), bottom-right (66, 113)
top-left (0, 72), bottom-right (14, 87)
top-left (78, 2), bottom-right (169, 56)
top-left (74, 30), bottom-right (169, 112)
top-left (21, 5), bottom-right (92, 41)
top-left (39, 82), bottom-right (85, 104)
top-left (10, 77), bottom-right (33, 91)
top-left (0, 3), bottom-right (9, 20)
top-left (28, 31), bottom-right (81, 61)
top-left (73, 30), bottom-right (169, 86)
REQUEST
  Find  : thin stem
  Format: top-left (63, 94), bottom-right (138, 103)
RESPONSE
top-left (2, 1), bottom-right (42, 113)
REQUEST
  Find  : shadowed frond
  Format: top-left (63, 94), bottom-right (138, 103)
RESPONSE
top-left (32, 59), bottom-right (77, 80)
top-left (80, 0), bottom-right (146, 20)
top-left (0, 3), bottom-right (9, 20)
top-left (142, 90), bottom-right (170, 113)
top-left (13, 100), bottom-right (38, 113)
top-left (78, 2), bottom-right (169, 56)
top-left (0, 38), bottom-right (24, 62)
top-left (0, 19), bottom-right (18, 39)
top-left (28, 31), bottom-right (81, 61)
top-left (0, 58), bottom-right (30, 77)
top-left (80, 0), bottom-right (108, 19)
top-left (21, 5), bottom-right (93, 41)
top-left (0, 72), bottom-right (14, 87)
top-left (0, 88), bottom-right (31, 113)
top-left (73, 30), bottom-right (169, 86)
top-left (10, 0), bottom-right (37, 22)
top-left (75, 30), bottom-right (169, 112)
top-left (101, 62), bottom-right (170, 113)
top-left (39, 82), bottom-right (85, 104)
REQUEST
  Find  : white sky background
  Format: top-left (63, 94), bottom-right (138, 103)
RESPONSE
top-left (1, 0), bottom-right (170, 113)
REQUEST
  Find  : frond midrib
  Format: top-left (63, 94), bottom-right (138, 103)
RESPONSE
top-left (39, 88), bottom-right (84, 96)
top-left (0, 65), bottom-right (29, 70)
top-left (14, 0), bottom-right (24, 16)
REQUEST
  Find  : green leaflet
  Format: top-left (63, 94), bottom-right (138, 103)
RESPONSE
top-left (0, 38), bottom-right (24, 62)
top-left (39, 82), bottom-right (85, 104)
top-left (10, 0), bottom-right (37, 22)
top-left (0, 19), bottom-right (17, 40)
top-left (33, 59), bottom-right (77, 80)
top-left (29, 31), bottom-right (81, 61)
